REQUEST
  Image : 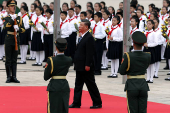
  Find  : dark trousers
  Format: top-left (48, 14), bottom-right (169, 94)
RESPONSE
top-left (44, 34), bottom-right (53, 62)
top-left (69, 32), bottom-right (77, 62)
top-left (94, 39), bottom-right (103, 73)
top-left (5, 35), bottom-right (18, 66)
top-left (48, 91), bottom-right (70, 113)
top-left (73, 70), bottom-right (102, 106)
top-left (127, 90), bottom-right (148, 113)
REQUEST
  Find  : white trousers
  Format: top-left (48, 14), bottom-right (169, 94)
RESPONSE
top-left (147, 64), bottom-right (155, 82)
top-left (20, 45), bottom-right (28, 62)
top-left (111, 59), bottom-right (119, 75)
top-left (161, 45), bottom-right (166, 59)
top-left (102, 50), bottom-right (108, 67)
top-left (35, 51), bottom-right (44, 63)
top-left (0, 45), bottom-right (4, 58)
top-left (154, 62), bottom-right (160, 77)
top-left (29, 41), bottom-right (35, 58)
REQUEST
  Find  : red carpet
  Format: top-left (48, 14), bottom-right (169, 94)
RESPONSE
top-left (0, 86), bottom-right (169, 113)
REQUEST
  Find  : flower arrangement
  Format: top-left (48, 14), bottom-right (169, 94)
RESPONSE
top-left (105, 27), bottom-right (110, 35)
top-left (29, 20), bottom-right (36, 28)
top-left (164, 19), bottom-right (168, 26)
top-left (74, 23), bottom-right (79, 32)
top-left (161, 24), bottom-right (169, 42)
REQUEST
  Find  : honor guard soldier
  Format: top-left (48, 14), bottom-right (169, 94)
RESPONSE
top-left (119, 31), bottom-right (150, 113)
top-left (4, 0), bottom-right (25, 83)
top-left (44, 38), bottom-right (72, 113)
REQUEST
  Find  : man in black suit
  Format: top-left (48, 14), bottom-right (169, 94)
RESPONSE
top-left (69, 19), bottom-right (102, 109)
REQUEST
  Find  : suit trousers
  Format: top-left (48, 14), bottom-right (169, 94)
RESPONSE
top-left (94, 39), bottom-right (103, 73)
top-left (44, 34), bottom-right (53, 62)
top-left (73, 70), bottom-right (102, 106)
top-left (126, 90), bottom-right (148, 113)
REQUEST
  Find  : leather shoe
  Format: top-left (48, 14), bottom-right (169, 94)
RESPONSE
top-left (164, 66), bottom-right (169, 70)
top-left (165, 78), bottom-right (170, 81)
top-left (6, 77), bottom-right (11, 83)
top-left (148, 81), bottom-right (153, 83)
top-left (153, 75), bottom-right (159, 78)
top-left (69, 104), bottom-right (80, 108)
top-left (167, 73), bottom-right (170, 75)
top-left (90, 105), bottom-right (102, 109)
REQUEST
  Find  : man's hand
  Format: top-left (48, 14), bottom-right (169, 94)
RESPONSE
top-left (85, 66), bottom-right (90, 71)
top-left (144, 43), bottom-right (148, 47)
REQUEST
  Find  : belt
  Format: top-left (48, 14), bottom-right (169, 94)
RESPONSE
top-left (7, 31), bottom-right (19, 35)
top-left (52, 76), bottom-right (66, 79)
top-left (127, 75), bottom-right (145, 79)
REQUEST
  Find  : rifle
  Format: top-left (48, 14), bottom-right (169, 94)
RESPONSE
top-left (14, 19), bottom-right (18, 51)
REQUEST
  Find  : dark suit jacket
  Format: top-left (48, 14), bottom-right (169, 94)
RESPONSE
top-left (74, 31), bottom-right (95, 71)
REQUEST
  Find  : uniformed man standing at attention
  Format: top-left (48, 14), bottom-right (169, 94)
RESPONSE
top-left (44, 38), bottom-right (72, 113)
top-left (3, 0), bottom-right (25, 83)
top-left (119, 31), bottom-right (151, 113)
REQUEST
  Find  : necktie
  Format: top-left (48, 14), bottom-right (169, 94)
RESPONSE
top-left (93, 24), bottom-right (97, 34)
top-left (60, 22), bottom-right (63, 29)
top-left (162, 15), bottom-right (164, 20)
top-left (108, 25), bottom-right (119, 38)
top-left (35, 17), bottom-right (39, 26)
top-left (78, 36), bottom-right (83, 43)
top-left (140, 18), bottom-right (142, 21)
top-left (145, 32), bottom-right (151, 38)
top-left (30, 14), bottom-right (33, 19)
top-left (75, 16), bottom-right (78, 19)
top-left (148, 15), bottom-right (150, 19)
top-left (46, 21), bottom-right (49, 27)
top-left (118, 22), bottom-right (122, 27)
top-left (22, 14), bottom-right (27, 18)
top-left (130, 30), bottom-right (133, 35)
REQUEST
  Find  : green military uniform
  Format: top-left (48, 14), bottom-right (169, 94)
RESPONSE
top-left (44, 38), bottom-right (72, 113)
top-left (4, 0), bottom-right (25, 83)
top-left (119, 31), bottom-right (151, 113)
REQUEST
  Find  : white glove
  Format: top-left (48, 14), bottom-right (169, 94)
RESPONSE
top-left (14, 25), bottom-right (19, 31)
top-left (11, 14), bottom-right (17, 20)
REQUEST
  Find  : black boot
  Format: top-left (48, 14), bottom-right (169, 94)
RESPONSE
top-left (11, 65), bottom-right (20, 83)
top-left (5, 66), bottom-right (11, 83)
top-left (164, 58), bottom-right (169, 70)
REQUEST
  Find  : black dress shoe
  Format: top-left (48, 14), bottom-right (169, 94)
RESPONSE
top-left (0, 58), bottom-right (3, 61)
top-left (90, 105), bottom-right (102, 109)
top-left (6, 77), bottom-right (11, 83)
top-left (165, 78), bottom-right (170, 81)
top-left (69, 104), bottom-right (80, 108)
top-left (153, 76), bottom-right (159, 78)
top-left (112, 75), bottom-right (118, 78)
top-left (32, 63), bottom-right (38, 66)
top-left (107, 75), bottom-right (113, 78)
top-left (11, 78), bottom-right (20, 83)
top-left (146, 80), bottom-right (150, 83)
top-left (101, 67), bottom-right (108, 70)
top-left (17, 61), bottom-right (26, 64)
top-left (37, 63), bottom-right (42, 66)
top-left (167, 73), bottom-right (170, 75)
top-left (164, 66), bottom-right (169, 70)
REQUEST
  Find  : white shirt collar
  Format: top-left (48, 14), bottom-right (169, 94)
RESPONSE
top-left (132, 26), bottom-right (137, 30)
top-left (113, 25), bottom-right (118, 28)
top-left (133, 49), bottom-right (143, 52)
top-left (57, 53), bottom-right (64, 55)
top-left (104, 18), bottom-right (109, 22)
top-left (81, 30), bottom-right (89, 38)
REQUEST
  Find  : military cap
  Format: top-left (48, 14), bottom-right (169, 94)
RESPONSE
top-left (7, 0), bottom-right (17, 6)
top-left (132, 31), bottom-right (147, 44)
top-left (55, 38), bottom-right (67, 50)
